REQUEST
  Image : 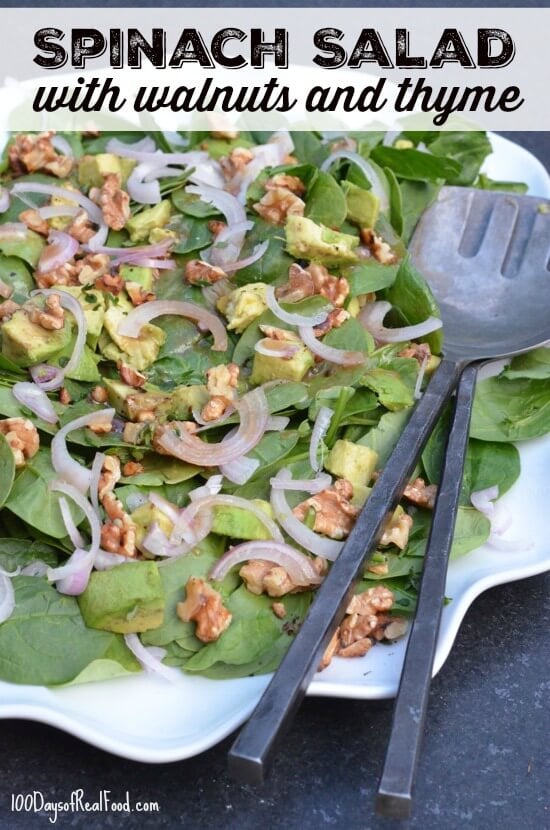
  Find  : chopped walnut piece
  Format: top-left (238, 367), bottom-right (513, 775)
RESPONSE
top-left (98, 456), bottom-right (121, 500)
top-left (184, 259), bottom-right (227, 286)
top-left (220, 147), bottom-right (254, 179)
top-left (265, 174), bottom-right (305, 196)
top-left (100, 489), bottom-right (136, 558)
top-left (319, 586), bottom-right (406, 669)
top-left (19, 208), bottom-right (49, 236)
top-left (123, 421), bottom-right (147, 444)
top-left (8, 132), bottom-right (73, 178)
top-left (380, 510), bottom-right (413, 550)
top-left (98, 173), bottom-right (130, 231)
top-left (398, 342), bottom-right (431, 364)
top-left (35, 261), bottom-right (78, 289)
top-left (177, 577), bottom-right (232, 643)
top-left (200, 363), bottom-right (239, 423)
top-left (258, 324), bottom-right (299, 343)
top-left (0, 418), bottom-right (39, 467)
top-left (75, 253), bottom-right (111, 286)
top-left (403, 477), bottom-right (438, 510)
top-left (240, 558), bottom-right (322, 598)
top-left (95, 272), bottom-right (124, 295)
top-left (87, 418), bottom-right (113, 435)
top-left (67, 211), bottom-right (96, 244)
top-left (118, 362), bottom-right (146, 389)
top-left (276, 263), bottom-right (349, 307)
top-left (125, 281), bottom-right (156, 306)
top-left (313, 308), bottom-right (350, 337)
top-left (293, 479), bottom-right (360, 541)
top-left (59, 387), bottom-right (71, 406)
top-left (28, 294), bottom-right (65, 331)
top-left (360, 228), bottom-right (397, 265)
top-left (253, 188), bottom-right (305, 225)
top-left (272, 602), bottom-right (287, 619)
top-left (0, 300), bottom-right (20, 321)
top-left (207, 219), bottom-right (227, 236)
top-left (91, 385), bottom-right (108, 404)
top-left (122, 461), bottom-right (144, 477)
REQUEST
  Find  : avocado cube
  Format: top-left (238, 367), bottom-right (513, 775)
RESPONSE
top-left (250, 344), bottom-right (314, 385)
top-left (126, 201), bottom-right (172, 243)
top-left (212, 500), bottom-right (274, 540)
top-left (341, 181), bottom-right (380, 227)
top-left (78, 153), bottom-right (136, 189)
top-left (325, 439), bottom-right (379, 487)
top-left (285, 215), bottom-right (360, 266)
top-left (131, 504), bottom-right (174, 552)
top-left (217, 283), bottom-right (268, 333)
top-left (119, 265), bottom-right (154, 290)
top-left (102, 306), bottom-right (165, 370)
top-left (1, 310), bottom-right (72, 367)
top-left (78, 561), bottom-right (165, 634)
top-left (156, 385), bottom-right (209, 421)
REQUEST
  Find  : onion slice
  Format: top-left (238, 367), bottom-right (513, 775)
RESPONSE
top-left (50, 408), bottom-right (115, 493)
top-left (270, 472), bottom-right (332, 494)
top-left (30, 289), bottom-right (88, 390)
top-left (299, 325), bottom-right (366, 366)
top-left (12, 382), bottom-right (58, 424)
top-left (209, 540), bottom-right (322, 585)
top-left (37, 230), bottom-right (79, 274)
top-left (89, 452), bottom-right (106, 517)
top-left (222, 241), bottom-right (269, 273)
top-left (358, 301), bottom-right (442, 344)
top-left (47, 480), bottom-right (102, 594)
top-left (183, 493), bottom-right (283, 542)
top-left (157, 387), bottom-right (269, 466)
top-left (124, 633), bottom-right (181, 682)
top-left (116, 300), bottom-right (228, 352)
top-left (58, 496), bottom-right (86, 549)
top-left (0, 572), bottom-right (15, 624)
top-left (265, 285), bottom-right (329, 327)
top-left (309, 407), bottom-right (334, 472)
top-left (321, 150), bottom-right (389, 213)
top-left (270, 470), bottom-right (344, 560)
top-left (11, 183), bottom-right (103, 225)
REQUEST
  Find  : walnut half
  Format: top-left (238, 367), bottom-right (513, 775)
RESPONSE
top-left (177, 578), bottom-right (232, 643)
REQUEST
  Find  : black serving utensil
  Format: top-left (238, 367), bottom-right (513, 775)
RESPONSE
top-left (228, 188), bottom-right (550, 787)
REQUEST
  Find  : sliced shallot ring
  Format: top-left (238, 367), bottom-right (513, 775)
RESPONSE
top-left (270, 472), bottom-right (333, 494)
top-left (50, 408), bottom-right (115, 493)
top-left (223, 241), bottom-right (269, 273)
top-left (12, 381), bottom-right (58, 424)
top-left (358, 301), bottom-right (442, 344)
top-left (157, 387), bottom-right (268, 466)
top-left (116, 300), bottom-right (228, 352)
top-left (209, 540), bottom-right (322, 585)
top-left (183, 493), bottom-right (283, 542)
top-left (89, 452), bottom-right (106, 517)
top-left (299, 325), bottom-right (366, 366)
top-left (321, 150), bottom-right (389, 212)
top-left (265, 285), bottom-right (329, 327)
top-left (124, 633), bottom-right (181, 682)
top-left (254, 338), bottom-right (300, 360)
top-left (309, 406), bottom-right (334, 472)
top-left (0, 572), bottom-right (15, 624)
top-left (37, 230), bottom-right (79, 274)
top-left (270, 470), bottom-right (344, 560)
top-left (11, 183), bottom-right (103, 225)
top-left (30, 288), bottom-right (88, 388)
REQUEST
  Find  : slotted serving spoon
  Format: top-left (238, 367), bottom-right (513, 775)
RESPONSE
top-left (228, 187), bottom-right (550, 795)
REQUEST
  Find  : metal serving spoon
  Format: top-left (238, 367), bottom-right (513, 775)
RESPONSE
top-left (228, 187), bottom-right (550, 791)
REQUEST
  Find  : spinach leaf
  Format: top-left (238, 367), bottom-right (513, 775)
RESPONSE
top-left (370, 146), bottom-right (461, 183)
top-left (0, 255), bottom-right (33, 303)
top-left (404, 506), bottom-right (490, 559)
top-left (171, 215), bottom-right (213, 254)
top-left (427, 132), bottom-right (492, 186)
top-left (383, 256), bottom-right (443, 353)
top-left (0, 576), bottom-right (139, 686)
top-left (358, 408), bottom-right (411, 464)
top-left (398, 179), bottom-right (441, 244)
top-left (475, 174), bottom-right (528, 194)
top-left (471, 376), bottom-right (550, 442)
top-left (232, 220), bottom-right (293, 286)
top-left (0, 433), bottom-right (15, 507)
top-left (118, 452), bottom-right (201, 486)
top-left (360, 358), bottom-right (418, 411)
top-left (290, 131), bottom-right (329, 166)
top-left (0, 538), bottom-right (59, 571)
top-left (504, 348), bottom-right (550, 380)
top-left (171, 191), bottom-right (220, 218)
top-left (323, 317), bottom-right (374, 356)
top-left (385, 166), bottom-right (404, 236)
top-left (346, 261), bottom-right (399, 295)
top-left (146, 345), bottom-right (230, 389)
top-left (304, 171), bottom-right (347, 227)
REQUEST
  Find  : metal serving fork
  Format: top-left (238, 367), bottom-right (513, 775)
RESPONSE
top-left (228, 188), bottom-right (550, 798)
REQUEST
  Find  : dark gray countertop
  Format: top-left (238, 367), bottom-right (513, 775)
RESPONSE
top-left (0, 31), bottom-right (548, 821)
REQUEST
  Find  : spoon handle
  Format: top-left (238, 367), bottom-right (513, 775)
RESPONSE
top-left (376, 363), bottom-right (478, 819)
top-left (228, 357), bottom-right (465, 785)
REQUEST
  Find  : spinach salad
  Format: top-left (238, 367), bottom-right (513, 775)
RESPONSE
top-left (0, 128), bottom-right (545, 687)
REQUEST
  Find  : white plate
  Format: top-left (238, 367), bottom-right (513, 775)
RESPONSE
top-left (0, 133), bottom-right (549, 763)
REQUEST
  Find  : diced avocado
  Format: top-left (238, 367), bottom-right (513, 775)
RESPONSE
top-left (351, 484), bottom-right (372, 507)
top-left (217, 283), bottom-right (268, 333)
top-left (131, 504), bottom-right (174, 552)
top-left (62, 343), bottom-right (101, 383)
top-left (156, 385), bottom-right (209, 421)
top-left (325, 439), bottom-right (379, 487)
top-left (78, 561), bottom-right (165, 634)
top-left (1, 310), bottom-right (72, 367)
top-left (119, 265), bottom-right (154, 290)
top-left (78, 153), bottom-right (136, 189)
top-left (250, 342), bottom-right (314, 384)
top-left (58, 286), bottom-right (105, 348)
top-left (149, 227), bottom-right (177, 245)
top-left (49, 184), bottom-right (80, 230)
top-left (426, 354), bottom-right (441, 375)
top-left (341, 181), bottom-right (380, 227)
top-left (102, 306), bottom-right (165, 370)
top-left (103, 378), bottom-right (169, 419)
top-left (212, 500), bottom-right (274, 541)
top-left (126, 201), bottom-right (172, 243)
top-left (285, 215), bottom-right (360, 266)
